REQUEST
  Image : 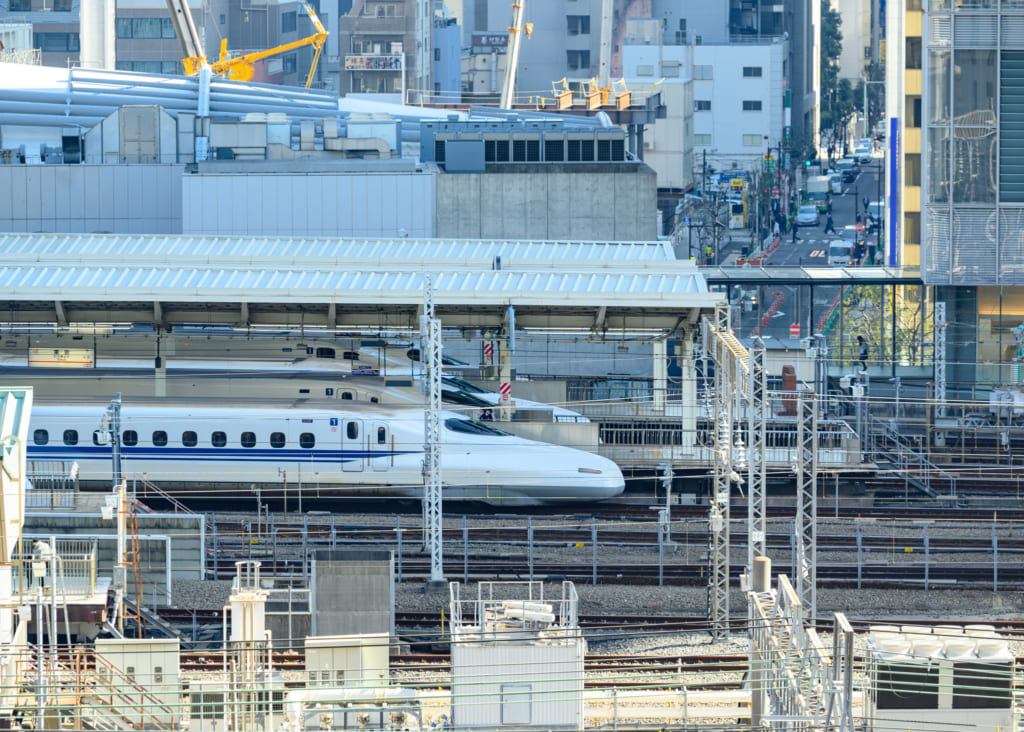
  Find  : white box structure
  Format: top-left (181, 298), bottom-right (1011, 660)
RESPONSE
top-left (304, 633), bottom-right (390, 689)
top-left (864, 624), bottom-right (1016, 732)
top-left (94, 638), bottom-right (181, 729)
top-left (449, 581), bottom-right (584, 730)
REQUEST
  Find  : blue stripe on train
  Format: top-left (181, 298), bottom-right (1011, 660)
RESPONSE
top-left (27, 445), bottom-right (419, 462)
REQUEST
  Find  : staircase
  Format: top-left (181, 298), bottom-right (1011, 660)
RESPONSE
top-left (74, 651), bottom-right (180, 731)
top-left (867, 417), bottom-right (956, 499)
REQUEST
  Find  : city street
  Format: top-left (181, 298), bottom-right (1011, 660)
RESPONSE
top-left (767, 158), bottom-right (882, 267)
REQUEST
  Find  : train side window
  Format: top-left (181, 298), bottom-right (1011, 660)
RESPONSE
top-left (270, 432), bottom-right (286, 448)
top-left (152, 431), bottom-right (168, 447)
top-left (33, 429), bottom-right (48, 446)
top-left (241, 432), bottom-right (256, 448)
top-left (211, 431), bottom-right (227, 447)
top-left (346, 422), bottom-right (358, 439)
top-left (182, 431), bottom-right (197, 447)
top-left (63, 430), bottom-right (78, 446)
top-left (377, 427), bottom-right (386, 444)
top-left (299, 433), bottom-right (315, 448)
top-left (122, 430), bottom-right (138, 447)
top-left (341, 391), bottom-right (353, 400)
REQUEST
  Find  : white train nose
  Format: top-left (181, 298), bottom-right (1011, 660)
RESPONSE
top-left (576, 452), bottom-right (625, 498)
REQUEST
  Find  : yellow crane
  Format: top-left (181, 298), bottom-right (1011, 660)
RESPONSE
top-left (165, 0), bottom-right (327, 88)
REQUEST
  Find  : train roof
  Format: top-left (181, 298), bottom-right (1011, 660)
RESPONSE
top-left (32, 396), bottom-right (435, 419)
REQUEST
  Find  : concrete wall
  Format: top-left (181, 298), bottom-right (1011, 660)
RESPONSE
top-left (436, 164), bottom-right (658, 241)
top-left (311, 550), bottom-right (394, 638)
top-left (182, 168), bottom-right (436, 237)
top-left (0, 164), bottom-right (184, 233)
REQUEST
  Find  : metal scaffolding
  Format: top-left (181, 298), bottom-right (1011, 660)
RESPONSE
top-left (794, 391), bottom-right (817, 623)
top-left (421, 276), bottom-right (444, 585)
top-left (704, 304), bottom-right (749, 637)
top-left (747, 570), bottom-right (856, 731)
top-left (934, 301), bottom-right (947, 418)
top-left (747, 338), bottom-right (767, 570)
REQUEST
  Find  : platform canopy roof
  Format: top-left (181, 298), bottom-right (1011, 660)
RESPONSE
top-left (0, 234), bottom-right (718, 334)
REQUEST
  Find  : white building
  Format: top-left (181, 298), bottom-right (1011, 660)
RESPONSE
top-left (833, 0), bottom-right (871, 83)
top-left (691, 38), bottom-right (787, 172)
top-left (620, 20), bottom-right (693, 191)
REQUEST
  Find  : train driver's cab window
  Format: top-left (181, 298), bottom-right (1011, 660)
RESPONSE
top-left (377, 427), bottom-right (386, 444)
top-left (241, 432), bottom-right (256, 448)
top-left (211, 431), bottom-right (227, 447)
top-left (316, 347), bottom-right (335, 359)
top-left (122, 430), bottom-right (138, 447)
top-left (346, 422), bottom-right (358, 439)
top-left (63, 430), bottom-right (78, 446)
top-left (182, 431), bottom-right (198, 447)
top-left (299, 433), bottom-right (315, 449)
top-left (341, 391), bottom-right (353, 400)
top-left (152, 430), bottom-right (168, 447)
top-left (33, 429), bottom-right (48, 445)
top-left (270, 432), bottom-right (286, 448)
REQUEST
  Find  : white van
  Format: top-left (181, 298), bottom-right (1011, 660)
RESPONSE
top-left (828, 240), bottom-right (854, 266)
top-left (829, 173), bottom-right (843, 195)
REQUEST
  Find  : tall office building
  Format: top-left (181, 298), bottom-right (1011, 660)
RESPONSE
top-left (891, 0), bottom-right (1024, 385)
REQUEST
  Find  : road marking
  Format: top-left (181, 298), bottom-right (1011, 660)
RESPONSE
top-left (810, 250), bottom-right (826, 257)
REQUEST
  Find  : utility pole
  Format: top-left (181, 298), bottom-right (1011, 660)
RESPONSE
top-left (106, 393), bottom-right (122, 489)
top-left (421, 275), bottom-right (445, 587)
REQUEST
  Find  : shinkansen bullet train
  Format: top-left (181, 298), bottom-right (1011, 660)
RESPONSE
top-left (25, 399), bottom-right (623, 506)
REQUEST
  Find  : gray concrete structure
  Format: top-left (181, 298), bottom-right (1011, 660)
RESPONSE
top-left (310, 550), bottom-right (394, 638)
top-left (0, 164), bottom-right (184, 234)
top-left (436, 163), bottom-right (658, 240)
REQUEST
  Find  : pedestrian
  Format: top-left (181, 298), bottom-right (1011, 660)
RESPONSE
top-left (772, 219), bottom-right (780, 239)
top-left (857, 336), bottom-right (868, 369)
top-left (791, 224), bottom-right (799, 244)
top-left (824, 214), bottom-right (836, 235)
top-left (862, 195), bottom-right (869, 213)
top-left (705, 244), bottom-right (713, 264)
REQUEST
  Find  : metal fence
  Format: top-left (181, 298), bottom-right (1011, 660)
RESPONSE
top-left (14, 537), bottom-right (97, 601)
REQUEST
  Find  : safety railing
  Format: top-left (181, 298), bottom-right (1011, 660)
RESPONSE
top-left (14, 538), bottom-right (97, 600)
top-left (869, 417), bottom-right (957, 497)
top-left (77, 650), bottom-right (180, 730)
top-left (25, 460), bottom-right (78, 509)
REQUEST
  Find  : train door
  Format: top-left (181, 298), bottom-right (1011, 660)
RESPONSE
top-left (369, 422), bottom-right (390, 471)
top-left (342, 418), bottom-right (364, 472)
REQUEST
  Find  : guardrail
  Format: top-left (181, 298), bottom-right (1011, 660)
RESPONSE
top-left (14, 538), bottom-right (97, 601)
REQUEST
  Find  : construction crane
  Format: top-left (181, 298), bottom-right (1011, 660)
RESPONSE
top-left (165, 0), bottom-right (327, 88)
top-left (499, 0), bottom-right (532, 109)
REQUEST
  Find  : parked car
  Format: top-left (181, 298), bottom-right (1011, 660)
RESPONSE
top-left (796, 204), bottom-right (820, 227)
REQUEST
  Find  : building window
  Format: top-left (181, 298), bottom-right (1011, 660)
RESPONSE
top-left (906, 37), bottom-right (922, 70)
top-left (433, 47), bottom-right (440, 61)
top-left (694, 134), bottom-right (712, 145)
top-left (270, 432), bottom-right (286, 448)
top-left (114, 17), bottom-right (176, 39)
top-left (566, 50), bottom-right (590, 71)
top-left (742, 134), bottom-right (762, 146)
top-left (743, 66), bottom-right (762, 77)
top-left (742, 100), bottom-right (763, 111)
top-left (281, 10), bottom-right (297, 33)
top-left (152, 431), bottom-right (168, 447)
top-left (695, 100), bottom-right (711, 111)
top-left (637, 64), bottom-right (654, 76)
top-left (182, 431), bottom-right (197, 447)
top-left (661, 63), bottom-right (680, 77)
top-left (9, 0), bottom-right (31, 11)
top-left (694, 65), bottom-right (713, 80)
top-left (53, 0), bottom-right (71, 11)
top-left (220, 13), bottom-right (225, 23)
top-left (374, 3), bottom-right (398, 17)
top-left (34, 32), bottom-right (80, 52)
top-left (282, 54), bottom-right (297, 75)
top-left (567, 15), bottom-right (590, 35)
top-left (241, 432), bottom-right (256, 448)
top-left (299, 433), bottom-right (316, 449)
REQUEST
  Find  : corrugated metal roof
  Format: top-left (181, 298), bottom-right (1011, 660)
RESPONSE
top-left (0, 264), bottom-right (707, 305)
top-left (0, 234), bottom-right (677, 268)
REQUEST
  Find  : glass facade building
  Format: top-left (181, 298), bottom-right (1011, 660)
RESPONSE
top-left (924, 2), bottom-right (1024, 285)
